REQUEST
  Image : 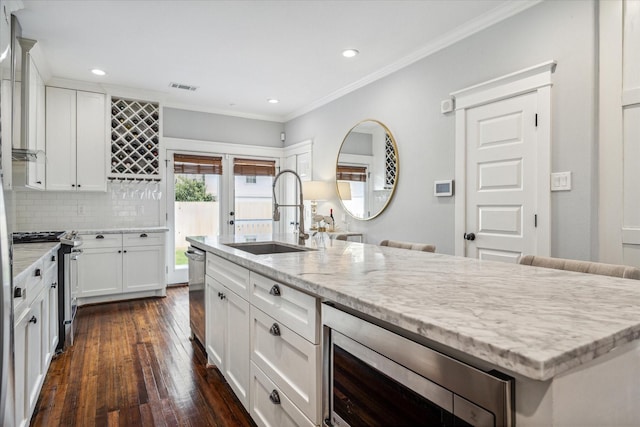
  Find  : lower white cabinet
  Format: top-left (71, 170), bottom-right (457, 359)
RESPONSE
top-left (205, 274), bottom-right (250, 410)
top-left (77, 232), bottom-right (166, 303)
top-left (204, 253), bottom-right (321, 426)
top-left (250, 362), bottom-right (315, 427)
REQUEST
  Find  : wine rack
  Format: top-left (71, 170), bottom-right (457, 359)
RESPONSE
top-left (109, 97), bottom-right (160, 179)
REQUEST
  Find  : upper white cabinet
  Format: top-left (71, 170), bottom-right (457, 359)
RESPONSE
top-left (46, 87), bottom-right (107, 192)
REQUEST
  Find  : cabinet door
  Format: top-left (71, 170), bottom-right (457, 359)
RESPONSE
top-left (205, 275), bottom-right (225, 369)
top-left (44, 265), bottom-right (58, 362)
top-left (122, 245), bottom-right (163, 293)
top-left (45, 86), bottom-right (76, 191)
top-left (26, 291), bottom-right (45, 416)
top-left (76, 91), bottom-right (106, 192)
top-left (14, 309), bottom-right (29, 427)
top-left (78, 248), bottom-right (122, 297)
top-left (224, 288), bottom-right (250, 411)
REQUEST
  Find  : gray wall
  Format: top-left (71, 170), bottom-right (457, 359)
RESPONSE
top-left (284, 0), bottom-right (597, 259)
top-left (163, 107), bottom-right (284, 147)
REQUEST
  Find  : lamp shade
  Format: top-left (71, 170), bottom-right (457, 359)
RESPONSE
top-left (337, 181), bottom-right (352, 201)
top-left (302, 180), bottom-right (332, 201)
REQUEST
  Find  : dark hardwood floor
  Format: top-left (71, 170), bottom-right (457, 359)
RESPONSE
top-left (31, 286), bottom-right (255, 427)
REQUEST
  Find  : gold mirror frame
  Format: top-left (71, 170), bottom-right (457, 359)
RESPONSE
top-left (336, 119), bottom-right (399, 220)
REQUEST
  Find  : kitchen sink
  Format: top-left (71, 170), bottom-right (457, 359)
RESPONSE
top-left (224, 241), bottom-right (316, 255)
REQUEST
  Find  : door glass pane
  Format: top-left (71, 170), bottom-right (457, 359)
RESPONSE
top-left (234, 174), bottom-right (274, 239)
top-left (174, 173), bottom-right (220, 266)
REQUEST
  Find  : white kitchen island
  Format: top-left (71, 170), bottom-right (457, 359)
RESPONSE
top-left (188, 234), bottom-right (640, 427)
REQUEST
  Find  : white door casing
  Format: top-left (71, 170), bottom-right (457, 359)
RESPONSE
top-left (453, 61), bottom-right (554, 260)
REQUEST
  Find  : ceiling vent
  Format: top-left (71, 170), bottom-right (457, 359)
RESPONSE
top-left (169, 82), bottom-right (198, 91)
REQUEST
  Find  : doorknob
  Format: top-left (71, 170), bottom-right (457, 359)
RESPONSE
top-left (464, 232), bottom-right (476, 241)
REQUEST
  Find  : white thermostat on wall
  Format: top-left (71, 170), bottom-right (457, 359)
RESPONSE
top-left (434, 180), bottom-right (454, 197)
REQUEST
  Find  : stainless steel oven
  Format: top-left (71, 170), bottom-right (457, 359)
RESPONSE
top-left (322, 303), bottom-right (514, 427)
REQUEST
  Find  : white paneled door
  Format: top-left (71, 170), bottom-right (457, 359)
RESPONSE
top-left (464, 92), bottom-right (538, 262)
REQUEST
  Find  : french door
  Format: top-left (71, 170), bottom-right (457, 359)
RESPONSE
top-left (166, 151), bottom-right (279, 284)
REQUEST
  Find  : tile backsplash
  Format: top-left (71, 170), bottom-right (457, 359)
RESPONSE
top-left (15, 183), bottom-right (163, 231)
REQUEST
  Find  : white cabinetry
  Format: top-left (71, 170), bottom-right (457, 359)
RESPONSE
top-left (13, 246), bottom-right (58, 427)
top-left (204, 252), bottom-right (321, 426)
top-left (78, 232), bottom-right (166, 304)
top-left (205, 258), bottom-right (251, 410)
top-left (46, 87), bottom-right (107, 192)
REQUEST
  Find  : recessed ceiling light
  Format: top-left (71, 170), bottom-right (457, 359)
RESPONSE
top-left (267, 98), bottom-right (279, 104)
top-left (91, 68), bottom-right (106, 76)
top-left (342, 49), bottom-right (359, 58)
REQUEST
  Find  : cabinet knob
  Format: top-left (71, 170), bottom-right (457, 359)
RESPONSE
top-left (123, 250), bottom-right (127, 254)
top-left (14, 287), bottom-right (23, 298)
top-left (118, 250), bottom-right (122, 254)
top-left (140, 233), bottom-right (148, 238)
top-left (77, 184), bottom-right (82, 188)
top-left (36, 181), bottom-right (42, 184)
top-left (269, 323), bottom-right (281, 337)
top-left (51, 282), bottom-right (57, 289)
top-left (34, 268), bottom-right (41, 277)
top-left (269, 284), bottom-right (281, 296)
top-left (71, 184), bottom-right (75, 187)
top-left (96, 235), bottom-right (105, 239)
top-left (51, 255), bottom-right (56, 261)
top-left (29, 316), bottom-right (37, 324)
top-left (269, 390), bottom-right (281, 405)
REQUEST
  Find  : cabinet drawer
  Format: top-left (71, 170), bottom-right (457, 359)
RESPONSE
top-left (250, 362), bottom-right (315, 427)
top-left (206, 254), bottom-right (250, 300)
top-left (250, 272), bottom-right (319, 344)
top-left (43, 248), bottom-right (58, 273)
top-left (81, 233), bottom-right (123, 249)
top-left (123, 232), bottom-right (164, 247)
top-left (13, 275), bottom-right (28, 320)
top-left (250, 307), bottom-right (320, 424)
top-left (25, 259), bottom-right (45, 307)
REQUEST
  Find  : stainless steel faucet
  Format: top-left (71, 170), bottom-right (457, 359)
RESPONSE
top-left (272, 169), bottom-right (309, 245)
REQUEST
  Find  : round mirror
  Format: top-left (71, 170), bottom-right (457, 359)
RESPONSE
top-left (336, 120), bottom-right (399, 220)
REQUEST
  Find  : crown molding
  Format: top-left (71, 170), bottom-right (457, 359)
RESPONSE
top-left (162, 102), bottom-right (285, 123)
top-left (284, 0), bottom-right (542, 122)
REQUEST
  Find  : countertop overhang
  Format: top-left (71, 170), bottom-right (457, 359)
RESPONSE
top-left (188, 234), bottom-right (640, 381)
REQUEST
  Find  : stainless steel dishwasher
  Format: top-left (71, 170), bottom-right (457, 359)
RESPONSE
top-left (185, 246), bottom-right (206, 347)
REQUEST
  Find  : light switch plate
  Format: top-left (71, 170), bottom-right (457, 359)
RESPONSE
top-left (551, 172), bottom-right (572, 191)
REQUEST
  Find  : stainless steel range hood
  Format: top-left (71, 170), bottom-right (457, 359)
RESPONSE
top-left (10, 16), bottom-right (39, 163)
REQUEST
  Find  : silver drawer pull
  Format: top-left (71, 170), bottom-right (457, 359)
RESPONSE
top-left (269, 390), bottom-right (281, 405)
top-left (269, 284), bottom-right (281, 296)
top-left (269, 323), bottom-right (281, 337)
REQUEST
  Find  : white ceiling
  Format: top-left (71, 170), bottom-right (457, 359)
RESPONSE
top-left (15, 0), bottom-right (538, 122)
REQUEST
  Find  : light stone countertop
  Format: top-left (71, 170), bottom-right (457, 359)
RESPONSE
top-left (76, 226), bottom-right (169, 234)
top-left (13, 242), bottom-right (60, 283)
top-left (187, 233), bottom-right (640, 381)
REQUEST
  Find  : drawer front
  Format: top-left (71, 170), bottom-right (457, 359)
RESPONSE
top-left (43, 248), bottom-right (58, 272)
top-left (81, 233), bottom-right (123, 249)
top-left (206, 254), bottom-right (250, 300)
top-left (123, 232), bottom-right (165, 247)
top-left (250, 272), bottom-right (319, 344)
top-left (13, 275), bottom-right (28, 320)
top-left (25, 259), bottom-right (45, 306)
top-left (250, 362), bottom-right (315, 427)
top-left (250, 306), bottom-right (320, 424)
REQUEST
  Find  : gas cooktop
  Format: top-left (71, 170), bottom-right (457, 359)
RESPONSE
top-left (12, 231), bottom-right (66, 243)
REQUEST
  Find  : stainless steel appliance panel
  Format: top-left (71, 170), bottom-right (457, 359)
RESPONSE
top-left (322, 303), bottom-right (514, 427)
top-left (186, 247), bottom-right (205, 346)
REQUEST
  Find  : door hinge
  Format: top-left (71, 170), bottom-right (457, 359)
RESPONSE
top-left (166, 213), bottom-right (168, 221)
top-left (535, 114), bottom-right (538, 127)
top-left (166, 266), bottom-right (168, 274)
top-left (534, 214), bottom-right (538, 228)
